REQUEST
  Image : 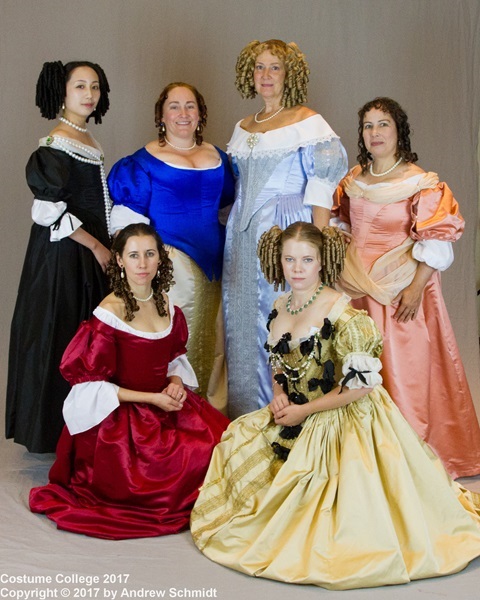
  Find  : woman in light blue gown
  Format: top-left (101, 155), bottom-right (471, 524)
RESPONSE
top-left (224, 39), bottom-right (347, 417)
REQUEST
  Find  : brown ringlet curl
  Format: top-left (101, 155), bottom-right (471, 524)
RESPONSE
top-left (107, 223), bottom-right (174, 322)
top-left (154, 82), bottom-right (208, 146)
top-left (257, 221), bottom-right (345, 291)
top-left (357, 97), bottom-right (418, 173)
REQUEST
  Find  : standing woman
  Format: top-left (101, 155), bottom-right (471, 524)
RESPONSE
top-left (6, 61), bottom-right (112, 453)
top-left (334, 97), bottom-right (480, 478)
top-left (108, 83), bottom-right (234, 410)
top-left (223, 39), bottom-right (348, 418)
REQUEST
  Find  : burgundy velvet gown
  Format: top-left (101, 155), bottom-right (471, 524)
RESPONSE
top-left (29, 305), bottom-right (229, 540)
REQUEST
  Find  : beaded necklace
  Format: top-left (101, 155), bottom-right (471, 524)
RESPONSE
top-left (286, 284), bottom-right (324, 315)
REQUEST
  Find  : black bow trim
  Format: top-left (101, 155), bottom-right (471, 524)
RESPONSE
top-left (279, 424), bottom-right (303, 440)
top-left (321, 318), bottom-right (335, 340)
top-left (52, 210), bottom-right (71, 231)
top-left (272, 332), bottom-right (292, 355)
top-left (266, 309), bottom-right (278, 332)
top-left (274, 373), bottom-right (289, 394)
top-left (299, 336), bottom-right (315, 356)
top-left (272, 442), bottom-right (291, 461)
top-left (340, 367), bottom-right (371, 393)
top-left (308, 360), bottom-right (336, 394)
top-left (288, 391), bottom-right (308, 405)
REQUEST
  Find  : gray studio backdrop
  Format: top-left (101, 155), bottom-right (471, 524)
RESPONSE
top-left (1, 0), bottom-right (479, 413)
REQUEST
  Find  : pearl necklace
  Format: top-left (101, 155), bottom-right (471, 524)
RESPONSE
top-left (59, 116), bottom-right (88, 133)
top-left (369, 157), bottom-right (402, 177)
top-left (286, 283), bottom-right (324, 316)
top-left (254, 106), bottom-right (284, 123)
top-left (133, 289), bottom-right (154, 302)
top-left (164, 137), bottom-right (197, 151)
top-left (48, 136), bottom-right (112, 234)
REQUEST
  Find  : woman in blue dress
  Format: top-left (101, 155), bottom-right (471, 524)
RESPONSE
top-left (108, 83), bottom-right (234, 410)
top-left (223, 40), bottom-right (348, 417)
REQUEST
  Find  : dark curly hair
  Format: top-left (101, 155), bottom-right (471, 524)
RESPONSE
top-left (235, 39), bottom-right (309, 108)
top-left (357, 97), bottom-right (418, 173)
top-left (154, 82), bottom-right (207, 146)
top-left (107, 223), bottom-right (174, 322)
top-left (35, 60), bottom-right (110, 124)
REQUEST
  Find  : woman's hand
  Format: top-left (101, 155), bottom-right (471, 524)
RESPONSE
top-left (392, 284), bottom-right (423, 322)
top-left (150, 392), bottom-right (185, 412)
top-left (269, 392), bottom-right (290, 418)
top-left (91, 242), bottom-right (111, 272)
top-left (163, 382), bottom-right (187, 403)
top-left (274, 403), bottom-right (308, 427)
top-left (392, 263), bottom-right (435, 323)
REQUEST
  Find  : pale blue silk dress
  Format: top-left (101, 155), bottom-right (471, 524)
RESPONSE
top-left (223, 115), bottom-right (347, 417)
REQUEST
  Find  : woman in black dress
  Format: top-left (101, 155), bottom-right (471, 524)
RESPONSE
top-left (6, 60), bottom-right (112, 453)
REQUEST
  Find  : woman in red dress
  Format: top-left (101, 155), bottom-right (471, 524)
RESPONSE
top-left (30, 223), bottom-right (229, 539)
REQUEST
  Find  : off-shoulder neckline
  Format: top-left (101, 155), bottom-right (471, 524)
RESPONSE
top-left (93, 298), bottom-right (176, 339)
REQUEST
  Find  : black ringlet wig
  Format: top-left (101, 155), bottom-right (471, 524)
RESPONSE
top-left (35, 60), bottom-right (110, 124)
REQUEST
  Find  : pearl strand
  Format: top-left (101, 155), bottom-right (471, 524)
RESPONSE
top-left (59, 116), bottom-right (88, 133)
top-left (133, 289), bottom-right (154, 302)
top-left (369, 157), bottom-right (402, 177)
top-left (50, 136), bottom-right (112, 233)
top-left (254, 106), bottom-right (285, 123)
top-left (164, 137), bottom-right (197, 151)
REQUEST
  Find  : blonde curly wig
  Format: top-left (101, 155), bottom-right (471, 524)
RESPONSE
top-left (235, 39), bottom-right (309, 108)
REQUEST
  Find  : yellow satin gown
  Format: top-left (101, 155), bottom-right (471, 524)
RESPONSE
top-left (191, 296), bottom-right (480, 590)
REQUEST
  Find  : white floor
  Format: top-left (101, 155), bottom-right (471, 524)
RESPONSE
top-left (1, 436), bottom-right (480, 600)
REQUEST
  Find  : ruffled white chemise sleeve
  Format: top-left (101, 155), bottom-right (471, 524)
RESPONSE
top-left (302, 137), bottom-right (348, 210)
top-left (109, 204), bottom-right (150, 235)
top-left (31, 199), bottom-right (83, 241)
top-left (412, 239), bottom-right (454, 271)
top-left (334, 310), bottom-right (384, 391)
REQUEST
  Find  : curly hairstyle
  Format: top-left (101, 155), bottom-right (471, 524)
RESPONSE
top-left (257, 221), bottom-right (345, 290)
top-left (154, 82), bottom-right (207, 146)
top-left (107, 223), bottom-right (174, 322)
top-left (235, 39), bottom-right (309, 108)
top-left (35, 60), bottom-right (110, 124)
top-left (357, 97), bottom-right (418, 173)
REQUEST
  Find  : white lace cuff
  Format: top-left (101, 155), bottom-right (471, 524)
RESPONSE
top-left (303, 177), bottom-right (335, 209)
top-left (412, 239), bottom-right (453, 271)
top-left (340, 353), bottom-right (383, 390)
top-left (32, 199), bottom-right (82, 241)
top-left (63, 381), bottom-right (120, 434)
top-left (167, 354), bottom-right (199, 390)
top-left (110, 205), bottom-right (150, 235)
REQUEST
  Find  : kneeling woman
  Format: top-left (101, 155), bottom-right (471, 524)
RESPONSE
top-left (191, 222), bottom-right (480, 590)
top-left (30, 223), bottom-right (229, 540)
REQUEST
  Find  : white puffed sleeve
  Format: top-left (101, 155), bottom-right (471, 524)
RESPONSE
top-left (340, 352), bottom-right (383, 390)
top-left (301, 138), bottom-right (348, 209)
top-left (412, 239), bottom-right (454, 271)
top-left (110, 204), bottom-right (150, 235)
top-left (63, 381), bottom-right (120, 434)
top-left (32, 198), bottom-right (83, 241)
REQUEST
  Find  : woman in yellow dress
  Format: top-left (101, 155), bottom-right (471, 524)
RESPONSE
top-left (191, 221), bottom-right (480, 590)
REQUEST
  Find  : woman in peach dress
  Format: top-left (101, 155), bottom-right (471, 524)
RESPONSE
top-left (334, 97), bottom-right (480, 478)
